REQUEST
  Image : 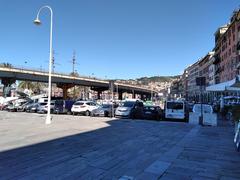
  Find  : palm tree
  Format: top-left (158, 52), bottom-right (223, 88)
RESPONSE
top-left (18, 81), bottom-right (46, 94)
top-left (18, 81), bottom-right (35, 90)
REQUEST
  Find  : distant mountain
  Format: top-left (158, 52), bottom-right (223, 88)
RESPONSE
top-left (137, 76), bottom-right (180, 84)
top-left (115, 75), bottom-right (180, 86)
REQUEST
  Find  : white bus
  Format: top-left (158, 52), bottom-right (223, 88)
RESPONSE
top-left (165, 100), bottom-right (185, 120)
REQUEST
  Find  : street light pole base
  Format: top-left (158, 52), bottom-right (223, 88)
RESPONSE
top-left (45, 114), bottom-right (52, 125)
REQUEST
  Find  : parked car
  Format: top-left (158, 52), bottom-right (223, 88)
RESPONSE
top-left (190, 104), bottom-right (217, 126)
top-left (91, 103), bottom-right (118, 117)
top-left (26, 102), bottom-right (40, 113)
top-left (6, 99), bottom-right (28, 112)
top-left (115, 99), bottom-right (144, 119)
top-left (53, 100), bottom-right (75, 114)
top-left (71, 101), bottom-right (99, 116)
top-left (17, 100), bottom-right (34, 112)
top-left (143, 105), bottom-right (162, 120)
top-left (6, 103), bottom-right (17, 112)
top-left (192, 104), bottom-right (213, 114)
top-left (37, 101), bottom-right (55, 114)
top-left (164, 100), bottom-right (186, 120)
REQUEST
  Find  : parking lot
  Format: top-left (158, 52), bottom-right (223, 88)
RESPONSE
top-left (0, 111), bottom-right (240, 179)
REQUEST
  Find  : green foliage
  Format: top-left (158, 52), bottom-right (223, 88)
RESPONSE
top-left (136, 75), bottom-right (180, 85)
top-left (69, 72), bottom-right (79, 77)
top-left (18, 81), bottom-right (45, 94)
top-left (0, 63), bottom-right (13, 68)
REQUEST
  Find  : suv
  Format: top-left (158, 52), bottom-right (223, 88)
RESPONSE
top-left (91, 103), bottom-right (118, 117)
top-left (115, 99), bottom-right (144, 119)
top-left (71, 101), bottom-right (99, 116)
top-left (37, 101), bottom-right (55, 114)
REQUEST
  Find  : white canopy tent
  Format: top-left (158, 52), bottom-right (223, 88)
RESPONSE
top-left (206, 75), bottom-right (240, 92)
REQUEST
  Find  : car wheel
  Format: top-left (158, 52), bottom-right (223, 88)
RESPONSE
top-left (85, 110), bottom-right (90, 116)
top-left (67, 111), bottom-right (72, 115)
top-left (104, 111), bottom-right (109, 117)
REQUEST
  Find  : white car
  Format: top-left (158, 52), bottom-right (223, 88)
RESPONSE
top-left (165, 100), bottom-right (185, 120)
top-left (71, 101), bottom-right (99, 116)
top-left (190, 104), bottom-right (217, 126)
top-left (192, 104), bottom-right (213, 114)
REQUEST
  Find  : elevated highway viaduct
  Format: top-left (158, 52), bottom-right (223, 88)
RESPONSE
top-left (0, 67), bottom-right (157, 100)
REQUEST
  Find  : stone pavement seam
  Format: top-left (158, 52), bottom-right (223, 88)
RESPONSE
top-left (141, 125), bottom-right (200, 179)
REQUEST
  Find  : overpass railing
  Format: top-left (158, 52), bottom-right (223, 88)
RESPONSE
top-left (0, 64), bottom-right (154, 92)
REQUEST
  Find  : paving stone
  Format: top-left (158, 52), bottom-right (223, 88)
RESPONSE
top-left (144, 160), bottom-right (171, 176)
top-left (118, 175), bottom-right (134, 180)
top-left (160, 172), bottom-right (191, 180)
top-left (0, 111), bottom-right (239, 179)
top-left (135, 172), bottom-right (159, 180)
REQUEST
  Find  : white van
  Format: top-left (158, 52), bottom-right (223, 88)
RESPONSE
top-left (165, 100), bottom-right (185, 120)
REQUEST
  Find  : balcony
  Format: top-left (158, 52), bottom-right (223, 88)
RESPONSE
top-left (213, 55), bottom-right (221, 65)
top-left (214, 67), bottom-right (221, 75)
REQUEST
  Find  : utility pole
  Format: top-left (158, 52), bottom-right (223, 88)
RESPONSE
top-left (71, 50), bottom-right (77, 75)
top-left (69, 51), bottom-right (79, 98)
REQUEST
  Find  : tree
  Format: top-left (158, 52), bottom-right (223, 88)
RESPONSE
top-left (18, 81), bottom-right (35, 90)
top-left (0, 62), bottom-right (13, 68)
top-left (18, 81), bottom-right (46, 94)
top-left (69, 72), bottom-right (79, 77)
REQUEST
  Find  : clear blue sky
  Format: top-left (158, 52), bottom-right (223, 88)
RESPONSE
top-left (0, 0), bottom-right (239, 79)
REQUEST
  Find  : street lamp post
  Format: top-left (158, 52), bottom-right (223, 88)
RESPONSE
top-left (34, 5), bottom-right (53, 124)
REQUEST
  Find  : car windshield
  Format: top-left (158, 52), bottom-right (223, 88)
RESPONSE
top-left (120, 101), bottom-right (135, 108)
top-left (193, 104), bottom-right (212, 113)
top-left (40, 103), bottom-right (47, 106)
top-left (102, 104), bottom-right (111, 108)
top-left (167, 102), bottom-right (183, 110)
top-left (144, 106), bottom-right (156, 111)
top-left (55, 100), bottom-right (64, 105)
top-left (74, 102), bottom-right (84, 106)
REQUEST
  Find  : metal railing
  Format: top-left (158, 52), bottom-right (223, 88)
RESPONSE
top-left (0, 64), bottom-right (154, 92)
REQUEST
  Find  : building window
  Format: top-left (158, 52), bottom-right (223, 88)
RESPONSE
top-left (232, 24), bottom-right (235, 33)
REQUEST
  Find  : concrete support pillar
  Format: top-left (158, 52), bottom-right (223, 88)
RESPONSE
top-left (118, 91), bottom-right (123, 100)
top-left (57, 83), bottom-right (74, 100)
top-left (62, 86), bottom-right (68, 100)
top-left (97, 91), bottom-right (102, 100)
top-left (139, 94), bottom-right (144, 100)
top-left (132, 90), bottom-right (135, 99)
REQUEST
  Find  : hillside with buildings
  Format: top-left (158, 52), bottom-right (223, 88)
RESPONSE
top-left (115, 75), bottom-right (181, 98)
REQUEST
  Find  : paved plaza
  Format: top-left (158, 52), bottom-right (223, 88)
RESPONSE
top-left (0, 111), bottom-right (239, 180)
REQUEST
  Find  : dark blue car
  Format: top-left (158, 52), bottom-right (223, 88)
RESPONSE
top-left (53, 100), bottom-right (75, 114)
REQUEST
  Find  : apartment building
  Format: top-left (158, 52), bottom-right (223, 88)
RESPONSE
top-left (216, 10), bottom-right (240, 83)
top-left (208, 52), bottom-right (216, 85)
top-left (198, 52), bottom-right (214, 86)
top-left (187, 61), bottom-right (201, 99)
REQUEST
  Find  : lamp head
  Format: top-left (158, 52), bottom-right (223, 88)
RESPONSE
top-left (34, 18), bottom-right (41, 25)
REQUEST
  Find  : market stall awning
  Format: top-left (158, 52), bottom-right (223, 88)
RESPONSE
top-left (206, 75), bottom-right (240, 92)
